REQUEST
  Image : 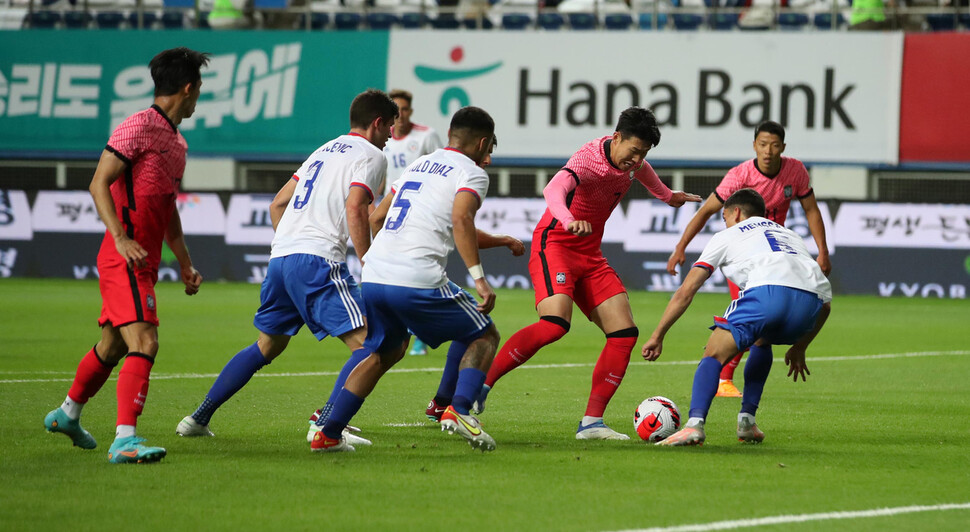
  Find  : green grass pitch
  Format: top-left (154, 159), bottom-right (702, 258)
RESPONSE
top-left (1, 279), bottom-right (969, 531)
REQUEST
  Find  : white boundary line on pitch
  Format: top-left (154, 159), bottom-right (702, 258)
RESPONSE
top-left (2, 350), bottom-right (968, 385)
top-left (609, 502), bottom-right (970, 532)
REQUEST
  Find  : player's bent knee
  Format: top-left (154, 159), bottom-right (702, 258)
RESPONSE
top-left (605, 326), bottom-right (638, 340)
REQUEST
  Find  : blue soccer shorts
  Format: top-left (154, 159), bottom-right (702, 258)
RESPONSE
top-left (253, 254), bottom-right (365, 340)
top-left (711, 285), bottom-right (823, 350)
top-left (360, 281), bottom-right (493, 355)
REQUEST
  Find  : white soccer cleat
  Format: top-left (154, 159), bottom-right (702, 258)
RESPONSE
top-left (176, 415), bottom-right (214, 437)
top-left (656, 426), bottom-right (706, 446)
top-left (737, 416), bottom-right (765, 443)
top-left (575, 420), bottom-right (630, 440)
top-left (440, 406), bottom-right (496, 452)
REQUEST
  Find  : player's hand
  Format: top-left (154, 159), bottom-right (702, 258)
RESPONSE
top-left (642, 336), bottom-right (663, 361)
top-left (784, 346), bottom-right (810, 382)
top-left (474, 277), bottom-right (496, 315)
top-left (115, 235), bottom-right (148, 270)
top-left (666, 247), bottom-right (686, 276)
top-left (667, 191), bottom-right (703, 208)
top-left (817, 254), bottom-right (832, 276)
top-left (566, 220), bottom-right (593, 237)
top-left (505, 236), bottom-right (526, 256)
top-left (181, 266), bottom-right (203, 295)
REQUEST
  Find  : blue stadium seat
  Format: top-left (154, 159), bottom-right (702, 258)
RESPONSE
top-left (63, 11), bottom-right (93, 28)
top-left (334, 12), bottom-right (362, 29)
top-left (709, 13), bottom-right (737, 30)
top-left (638, 12), bottom-right (668, 29)
top-left (430, 14), bottom-right (461, 29)
top-left (537, 12), bottom-right (564, 30)
top-left (26, 10), bottom-right (62, 28)
top-left (127, 11), bottom-right (159, 28)
top-left (960, 13), bottom-right (970, 28)
top-left (926, 13), bottom-right (957, 31)
top-left (672, 13), bottom-right (703, 30)
top-left (297, 12), bottom-right (329, 29)
top-left (502, 13), bottom-right (532, 30)
top-left (160, 11), bottom-right (185, 28)
top-left (253, 0), bottom-right (287, 7)
top-left (776, 12), bottom-right (809, 30)
top-left (567, 12), bottom-right (596, 29)
top-left (604, 13), bottom-right (633, 30)
top-left (366, 12), bottom-right (399, 29)
top-left (95, 11), bottom-right (125, 28)
top-left (400, 12), bottom-right (426, 28)
top-left (813, 12), bottom-right (845, 29)
top-left (462, 16), bottom-right (493, 29)
top-left (163, 0), bottom-right (196, 7)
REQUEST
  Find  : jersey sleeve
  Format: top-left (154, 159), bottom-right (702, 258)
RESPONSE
top-left (543, 169), bottom-right (579, 226)
top-left (634, 161), bottom-right (673, 204)
top-left (714, 165), bottom-right (744, 203)
top-left (350, 152), bottom-right (386, 203)
top-left (456, 167), bottom-right (489, 206)
top-left (105, 114), bottom-right (148, 165)
top-left (694, 232), bottom-right (728, 274)
top-left (793, 159), bottom-right (813, 198)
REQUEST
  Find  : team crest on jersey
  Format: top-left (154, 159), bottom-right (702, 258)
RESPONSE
top-left (556, 272), bottom-right (566, 284)
top-left (146, 294), bottom-right (155, 310)
top-left (784, 185), bottom-right (793, 198)
top-left (408, 141), bottom-right (419, 152)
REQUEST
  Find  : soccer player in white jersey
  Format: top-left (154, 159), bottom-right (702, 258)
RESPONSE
top-left (176, 90), bottom-right (397, 445)
top-left (312, 106), bottom-right (501, 453)
top-left (383, 89), bottom-right (444, 356)
top-left (642, 188), bottom-right (832, 446)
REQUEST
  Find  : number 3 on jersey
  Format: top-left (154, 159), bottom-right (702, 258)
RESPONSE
top-left (385, 181), bottom-right (422, 232)
top-left (293, 160), bottom-right (323, 211)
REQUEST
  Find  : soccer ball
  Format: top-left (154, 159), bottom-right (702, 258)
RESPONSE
top-left (634, 396), bottom-right (681, 442)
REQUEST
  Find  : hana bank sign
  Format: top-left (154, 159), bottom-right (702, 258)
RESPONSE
top-left (404, 44), bottom-right (502, 117)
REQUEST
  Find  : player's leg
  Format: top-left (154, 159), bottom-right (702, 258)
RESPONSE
top-left (717, 280), bottom-right (744, 398)
top-left (307, 326), bottom-right (373, 445)
top-left (737, 339), bottom-right (771, 443)
top-left (45, 325), bottom-right (127, 450)
top-left (427, 339), bottom-right (468, 421)
top-left (108, 321), bottom-right (167, 463)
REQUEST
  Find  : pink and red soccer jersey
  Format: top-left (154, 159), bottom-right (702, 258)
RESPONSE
top-left (715, 157), bottom-right (811, 225)
top-left (98, 105), bottom-right (187, 326)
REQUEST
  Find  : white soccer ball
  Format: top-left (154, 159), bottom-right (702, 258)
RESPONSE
top-left (634, 396), bottom-right (681, 442)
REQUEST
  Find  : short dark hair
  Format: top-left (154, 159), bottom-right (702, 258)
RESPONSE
top-left (724, 188), bottom-right (766, 218)
top-left (755, 120), bottom-right (786, 142)
top-left (349, 89), bottom-right (399, 129)
top-left (388, 89), bottom-right (413, 105)
top-left (150, 47), bottom-right (210, 97)
top-left (449, 106), bottom-right (495, 144)
top-left (615, 107), bottom-right (661, 148)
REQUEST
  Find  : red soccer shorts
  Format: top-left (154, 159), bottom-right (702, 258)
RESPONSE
top-left (98, 261), bottom-right (159, 328)
top-left (528, 243), bottom-right (626, 319)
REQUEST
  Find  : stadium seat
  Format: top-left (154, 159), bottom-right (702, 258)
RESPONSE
top-left (95, 11), bottom-right (125, 28)
top-left (127, 11), bottom-right (159, 28)
top-left (604, 13), bottom-right (633, 30)
top-left (334, 12), bottom-right (362, 29)
top-left (925, 13), bottom-right (957, 31)
top-left (537, 12), bottom-right (564, 30)
top-left (400, 12), bottom-right (426, 28)
top-left (638, 12), bottom-right (668, 29)
top-left (960, 13), bottom-right (970, 28)
top-left (672, 13), bottom-right (703, 30)
top-left (366, 12), bottom-right (399, 29)
top-left (430, 14), bottom-right (461, 29)
top-left (501, 13), bottom-right (532, 30)
top-left (776, 12), bottom-right (809, 30)
top-left (462, 15), bottom-right (493, 29)
top-left (253, 0), bottom-right (287, 7)
top-left (63, 11), bottom-right (93, 28)
top-left (709, 13), bottom-right (738, 30)
top-left (26, 10), bottom-right (61, 28)
top-left (160, 11), bottom-right (185, 28)
top-left (297, 12), bottom-right (329, 29)
top-left (567, 12), bottom-right (596, 29)
top-left (813, 12), bottom-right (845, 29)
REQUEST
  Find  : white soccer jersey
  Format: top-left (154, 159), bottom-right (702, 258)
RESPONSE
top-left (363, 147), bottom-right (489, 289)
top-left (271, 133), bottom-right (386, 262)
top-left (382, 124), bottom-right (443, 197)
top-left (694, 216), bottom-right (832, 303)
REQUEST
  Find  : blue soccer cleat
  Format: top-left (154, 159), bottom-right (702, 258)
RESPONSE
top-left (408, 339), bottom-right (428, 356)
top-left (44, 408), bottom-right (97, 449)
top-left (107, 436), bottom-right (166, 464)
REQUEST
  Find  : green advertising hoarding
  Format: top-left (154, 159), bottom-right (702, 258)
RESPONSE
top-left (0, 31), bottom-right (388, 159)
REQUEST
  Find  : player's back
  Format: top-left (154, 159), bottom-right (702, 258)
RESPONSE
top-left (715, 157), bottom-right (811, 224)
top-left (363, 147), bottom-right (488, 289)
top-left (272, 134), bottom-right (385, 262)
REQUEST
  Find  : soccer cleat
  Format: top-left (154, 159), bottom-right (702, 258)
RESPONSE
top-left (44, 408), bottom-right (97, 450)
top-left (656, 426), bottom-right (706, 446)
top-left (575, 420), bottom-right (630, 440)
top-left (107, 436), bottom-right (167, 464)
top-left (426, 398), bottom-right (447, 422)
top-left (310, 431), bottom-right (355, 453)
top-left (408, 339), bottom-right (428, 356)
top-left (716, 380), bottom-right (743, 398)
top-left (737, 417), bottom-right (765, 443)
top-left (176, 415), bottom-right (214, 437)
top-left (472, 384), bottom-right (490, 415)
top-left (307, 423), bottom-right (369, 445)
top-left (440, 406), bottom-right (496, 452)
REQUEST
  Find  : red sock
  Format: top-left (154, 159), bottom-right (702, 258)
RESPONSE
top-left (67, 347), bottom-right (115, 403)
top-left (116, 354), bottom-right (154, 427)
top-left (485, 317), bottom-right (569, 387)
top-left (719, 352), bottom-right (745, 380)
top-left (585, 330), bottom-right (637, 417)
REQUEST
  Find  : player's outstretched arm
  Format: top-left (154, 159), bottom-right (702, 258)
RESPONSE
top-left (164, 206), bottom-right (202, 295)
top-left (476, 230), bottom-right (525, 256)
top-left (453, 191), bottom-right (495, 314)
top-left (666, 193), bottom-right (723, 276)
top-left (667, 190), bottom-right (703, 207)
top-left (369, 193), bottom-right (394, 237)
top-left (785, 302), bottom-right (831, 382)
top-left (269, 178), bottom-right (297, 231)
top-left (799, 194), bottom-right (832, 276)
top-left (90, 150), bottom-right (148, 269)
top-left (346, 186), bottom-right (372, 262)
top-left (642, 267), bottom-right (710, 360)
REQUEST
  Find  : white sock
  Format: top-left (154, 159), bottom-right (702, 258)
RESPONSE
top-left (685, 417), bottom-right (705, 428)
top-left (115, 425), bottom-right (136, 439)
top-left (738, 413), bottom-right (756, 425)
top-left (719, 379), bottom-right (730, 384)
top-left (581, 416), bottom-right (603, 427)
top-left (61, 396), bottom-right (83, 420)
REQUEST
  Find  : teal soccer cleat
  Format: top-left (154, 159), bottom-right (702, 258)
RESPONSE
top-left (44, 408), bottom-right (97, 449)
top-left (107, 436), bottom-right (167, 464)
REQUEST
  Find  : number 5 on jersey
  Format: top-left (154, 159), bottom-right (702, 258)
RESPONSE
top-left (385, 181), bottom-right (423, 233)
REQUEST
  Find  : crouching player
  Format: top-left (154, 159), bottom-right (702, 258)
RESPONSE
top-left (642, 188), bottom-right (832, 446)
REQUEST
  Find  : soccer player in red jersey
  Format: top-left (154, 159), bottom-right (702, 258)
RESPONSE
top-left (43, 47), bottom-right (209, 464)
top-left (666, 121), bottom-right (831, 398)
top-left (474, 107), bottom-right (702, 440)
